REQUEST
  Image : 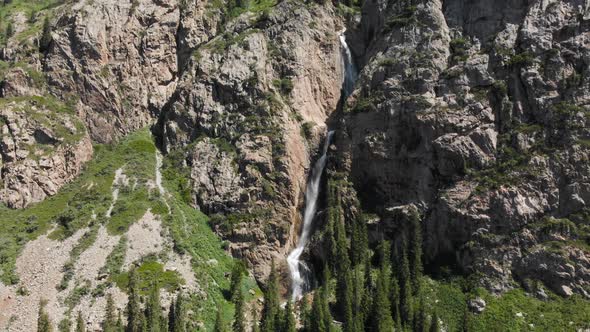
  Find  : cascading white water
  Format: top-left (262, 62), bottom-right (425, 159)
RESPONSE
top-left (339, 29), bottom-right (358, 98)
top-left (287, 131), bottom-right (334, 301)
top-left (287, 30), bottom-right (358, 301)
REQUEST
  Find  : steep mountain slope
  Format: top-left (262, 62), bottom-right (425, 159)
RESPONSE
top-left (1, 0), bottom-right (590, 330)
top-left (333, 0), bottom-right (590, 297)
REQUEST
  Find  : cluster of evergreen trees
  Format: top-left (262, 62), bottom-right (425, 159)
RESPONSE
top-left (214, 260), bottom-right (296, 332)
top-left (297, 179), bottom-right (440, 332)
top-left (219, 178), bottom-right (442, 332)
top-left (213, 178), bottom-right (441, 332)
top-left (37, 268), bottom-right (188, 332)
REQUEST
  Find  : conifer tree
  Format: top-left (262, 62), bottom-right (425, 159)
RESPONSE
top-left (213, 305), bottom-right (228, 332)
top-left (283, 300), bottom-right (296, 332)
top-left (339, 270), bottom-right (354, 332)
top-left (229, 261), bottom-right (244, 302)
top-left (414, 295), bottom-right (427, 332)
top-left (145, 283), bottom-right (162, 332)
top-left (351, 267), bottom-right (366, 332)
top-left (39, 16), bottom-right (52, 52)
top-left (4, 22), bottom-right (14, 45)
top-left (75, 312), bottom-right (85, 332)
top-left (461, 302), bottom-right (471, 332)
top-left (37, 300), bottom-right (53, 332)
top-left (429, 311), bottom-right (440, 332)
top-left (371, 253), bottom-right (394, 332)
top-left (171, 292), bottom-right (186, 332)
top-left (126, 268), bottom-right (142, 332)
top-left (103, 294), bottom-right (117, 332)
top-left (116, 312), bottom-right (124, 332)
top-left (350, 213), bottom-right (369, 267)
top-left (399, 245), bottom-right (413, 326)
top-left (320, 284), bottom-right (332, 332)
top-left (300, 295), bottom-right (311, 332)
top-left (232, 287), bottom-right (246, 332)
top-left (310, 287), bottom-right (327, 332)
top-left (390, 276), bottom-right (401, 329)
top-left (261, 260), bottom-right (280, 332)
top-left (361, 258), bottom-right (373, 329)
top-left (409, 210), bottom-right (423, 295)
top-left (168, 298), bottom-right (176, 332)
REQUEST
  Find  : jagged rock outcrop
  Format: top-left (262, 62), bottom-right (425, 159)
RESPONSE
top-left (155, 1), bottom-right (344, 279)
top-left (44, 0), bottom-right (182, 143)
top-left (0, 98), bottom-right (92, 208)
top-left (331, 0), bottom-right (590, 297)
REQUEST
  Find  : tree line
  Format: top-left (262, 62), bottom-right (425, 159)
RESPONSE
top-left (37, 268), bottom-right (188, 332)
top-left (217, 178), bottom-right (444, 332)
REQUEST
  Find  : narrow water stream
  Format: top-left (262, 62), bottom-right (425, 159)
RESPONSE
top-left (287, 29), bottom-right (358, 300)
top-left (287, 131), bottom-right (334, 300)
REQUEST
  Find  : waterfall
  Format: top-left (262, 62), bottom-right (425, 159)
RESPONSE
top-left (339, 29), bottom-right (358, 98)
top-left (287, 131), bottom-right (334, 301)
top-left (287, 30), bottom-right (357, 301)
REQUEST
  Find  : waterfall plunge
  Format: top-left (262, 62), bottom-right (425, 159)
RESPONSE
top-left (287, 131), bottom-right (334, 301)
top-left (287, 30), bottom-right (357, 301)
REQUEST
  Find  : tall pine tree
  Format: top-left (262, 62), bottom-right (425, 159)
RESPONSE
top-left (126, 268), bottom-right (142, 332)
top-left (283, 300), bottom-right (296, 332)
top-left (351, 266), bottom-right (366, 332)
top-left (145, 283), bottom-right (162, 332)
top-left (310, 287), bottom-right (328, 332)
top-left (103, 294), bottom-right (117, 332)
top-left (339, 270), bottom-right (354, 332)
top-left (39, 16), bottom-right (52, 52)
top-left (232, 287), bottom-right (246, 332)
top-left (170, 292), bottom-right (186, 332)
top-left (260, 260), bottom-right (280, 332)
top-left (300, 295), bottom-right (311, 332)
top-left (229, 261), bottom-right (244, 302)
top-left (399, 243), bottom-right (414, 326)
top-left (414, 295), bottom-right (427, 332)
top-left (371, 244), bottom-right (394, 332)
top-left (390, 276), bottom-right (402, 330)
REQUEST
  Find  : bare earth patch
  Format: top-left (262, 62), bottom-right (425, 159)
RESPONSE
top-left (0, 229), bottom-right (84, 331)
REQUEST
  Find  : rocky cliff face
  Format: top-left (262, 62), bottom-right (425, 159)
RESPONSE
top-left (332, 0), bottom-right (590, 297)
top-left (0, 97), bottom-right (92, 208)
top-left (2, 0), bottom-right (589, 304)
top-left (155, 0), bottom-right (344, 279)
top-left (1, 0), bottom-right (345, 282)
top-left (45, 0), bottom-right (181, 143)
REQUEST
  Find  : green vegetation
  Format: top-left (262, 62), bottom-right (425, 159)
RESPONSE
top-left (205, 29), bottom-right (261, 54)
top-left (348, 95), bottom-right (378, 113)
top-left (300, 121), bottom-right (314, 140)
top-left (507, 52), bottom-right (535, 68)
top-left (450, 37), bottom-right (469, 62)
top-left (292, 172), bottom-right (590, 332)
top-left (0, 0), bottom-right (61, 47)
top-left (206, 0), bottom-right (276, 23)
top-left (0, 128), bottom-right (255, 330)
top-left (113, 260), bottom-right (184, 294)
top-left (385, 4), bottom-right (418, 30)
top-left (272, 78), bottom-right (294, 96)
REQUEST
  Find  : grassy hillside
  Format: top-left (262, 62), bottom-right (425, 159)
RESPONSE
top-left (0, 128), bottom-right (253, 329)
